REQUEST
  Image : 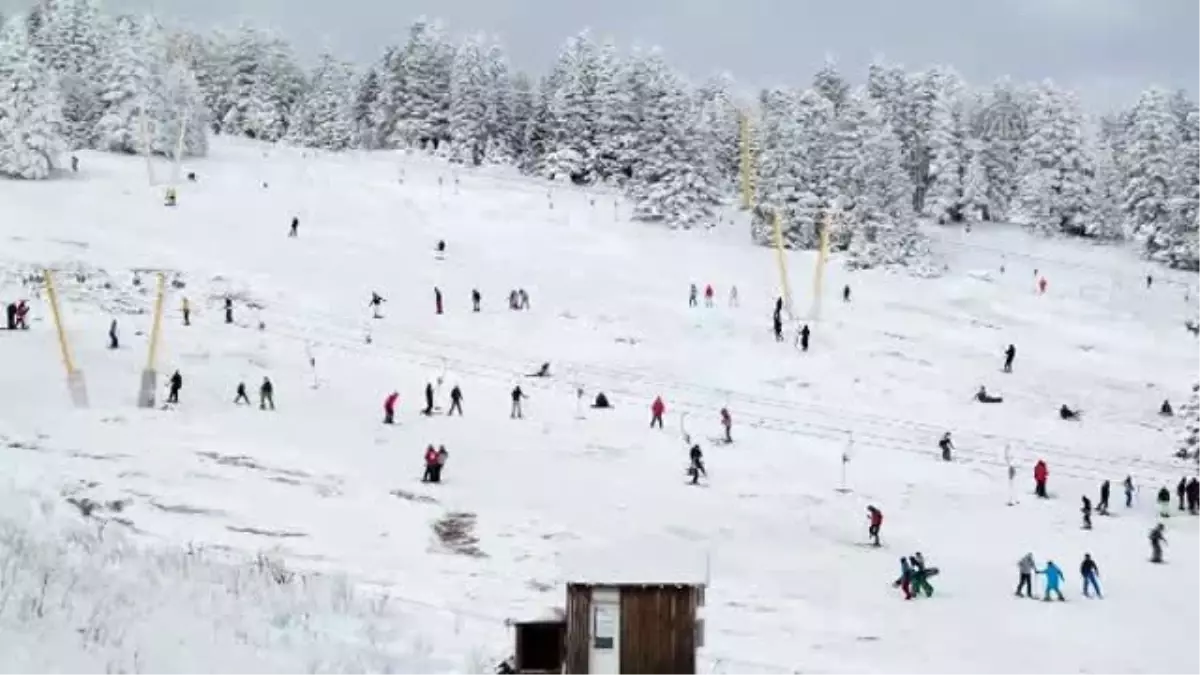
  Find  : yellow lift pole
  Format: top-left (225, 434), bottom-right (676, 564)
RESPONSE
top-left (44, 269), bottom-right (89, 407)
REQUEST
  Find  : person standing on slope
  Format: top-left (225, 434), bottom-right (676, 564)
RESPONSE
top-left (1080, 554), bottom-right (1102, 598)
top-left (167, 370), bottom-right (183, 404)
top-left (866, 505), bottom-right (883, 547)
top-left (235, 382), bottom-right (251, 405)
top-left (1003, 344), bottom-right (1016, 373)
top-left (894, 558), bottom-right (914, 599)
top-left (938, 432), bottom-right (954, 461)
top-left (728, 285), bottom-right (739, 307)
top-left (422, 382), bottom-right (434, 416)
top-left (1038, 560), bottom-right (1065, 601)
top-left (384, 391), bottom-right (399, 424)
top-left (448, 385), bottom-right (463, 416)
top-left (1033, 460), bottom-right (1048, 498)
top-left (1081, 495), bottom-right (1093, 530)
top-left (224, 297), bottom-right (234, 324)
top-left (1149, 523), bottom-right (1167, 563)
top-left (719, 407), bottom-right (732, 443)
top-left (259, 377), bottom-right (275, 410)
top-left (1124, 475), bottom-right (1135, 508)
top-left (773, 312), bottom-right (784, 342)
top-left (422, 445), bottom-right (438, 483)
top-left (688, 284), bottom-right (699, 308)
top-left (1157, 486), bottom-right (1172, 518)
top-left (289, 216), bottom-right (299, 237)
top-left (704, 284), bottom-right (715, 307)
top-left (1015, 553), bottom-right (1036, 598)
top-left (108, 319), bottom-right (119, 349)
top-left (908, 553), bottom-right (935, 598)
top-left (181, 297), bottom-right (191, 326)
top-left (1098, 480), bottom-right (1111, 515)
top-left (434, 287), bottom-right (444, 315)
top-left (798, 324), bottom-right (811, 352)
top-left (688, 443), bottom-right (707, 485)
top-left (471, 289), bottom-right (481, 312)
top-left (650, 396), bottom-right (666, 429)
top-left (510, 385), bottom-right (525, 419)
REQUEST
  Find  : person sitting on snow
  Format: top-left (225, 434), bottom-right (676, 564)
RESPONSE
top-left (591, 392), bottom-right (611, 409)
top-left (975, 385), bottom-right (1003, 404)
top-left (529, 362), bottom-right (551, 378)
top-left (1060, 404), bottom-right (1080, 420)
top-left (1160, 399), bottom-right (1174, 416)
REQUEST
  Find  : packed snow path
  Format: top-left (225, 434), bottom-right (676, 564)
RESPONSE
top-left (1, 139), bottom-right (1197, 673)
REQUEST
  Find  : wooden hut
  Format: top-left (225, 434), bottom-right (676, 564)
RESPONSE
top-left (557, 544), bottom-right (708, 674)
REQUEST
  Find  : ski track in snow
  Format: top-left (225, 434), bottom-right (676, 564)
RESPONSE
top-left (1, 138), bottom-right (1198, 673)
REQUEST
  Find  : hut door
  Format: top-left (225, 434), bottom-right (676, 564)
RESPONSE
top-left (589, 588), bottom-right (621, 674)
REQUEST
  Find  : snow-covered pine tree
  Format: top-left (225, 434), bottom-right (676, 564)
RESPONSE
top-left (923, 71), bottom-right (968, 224)
top-left (482, 37), bottom-right (514, 164)
top-left (1088, 134), bottom-right (1126, 240)
top-left (825, 91), bottom-right (873, 245)
top-left (1013, 83), bottom-right (1093, 236)
top-left (369, 46), bottom-right (403, 148)
top-left (31, 0), bottom-right (104, 147)
top-left (812, 55), bottom-right (850, 116)
top-left (388, 18), bottom-right (453, 152)
top-left (508, 72), bottom-right (536, 171)
top-left (1167, 97), bottom-right (1199, 269)
top-left (351, 66), bottom-right (381, 148)
top-left (1178, 383), bottom-right (1200, 459)
top-left (975, 78), bottom-right (1024, 221)
top-left (775, 89), bottom-right (834, 248)
top-left (960, 139), bottom-right (989, 222)
top-left (155, 60), bottom-right (208, 158)
top-left (695, 72), bottom-right (742, 192)
top-left (92, 15), bottom-right (157, 154)
top-left (448, 33), bottom-right (488, 165)
top-left (0, 14), bottom-right (68, 179)
top-left (1120, 87), bottom-right (1180, 258)
top-left (286, 52), bottom-right (355, 151)
top-left (592, 37), bottom-right (633, 184)
top-left (219, 26), bottom-right (302, 142)
top-left (541, 30), bottom-right (600, 182)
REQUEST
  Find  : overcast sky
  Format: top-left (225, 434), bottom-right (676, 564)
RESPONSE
top-left (5, 0), bottom-right (1196, 111)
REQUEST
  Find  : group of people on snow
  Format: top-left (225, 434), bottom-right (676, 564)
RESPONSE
top-left (689, 283), bottom-right (737, 309)
top-left (894, 552), bottom-right (936, 599)
top-left (1014, 554), bottom-right (1101, 601)
top-left (4, 300), bottom-right (29, 330)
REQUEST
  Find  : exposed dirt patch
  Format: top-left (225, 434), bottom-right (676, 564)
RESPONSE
top-left (431, 511), bottom-right (487, 558)
top-left (226, 525), bottom-right (308, 539)
top-left (391, 488), bottom-right (439, 504)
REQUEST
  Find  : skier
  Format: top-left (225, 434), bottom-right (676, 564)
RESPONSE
top-left (687, 444), bottom-right (707, 485)
top-left (1098, 480), bottom-right (1111, 515)
top-left (975, 385), bottom-right (1003, 403)
top-left (1081, 495), bottom-right (1092, 530)
top-left (1177, 477), bottom-right (1187, 511)
top-left (1033, 460), bottom-right (1048, 498)
top-left (719, 407), bottom-right (732, 443)
top-left (472, 289), bottom-right (481, 312)
top-left (1160, 399), bottom-right (1174, 416)
top-left (108, 319), bottom-right (119, 349)
top-left (508, 290), bottom-right (520, 310)
top-left (167, 370), bottom-right (183, 404)
top-left (259, 377), bottom-right (275, 410)
top-left (528, 362), bottom-right (551, 378)
top-left (518, 288), bottom-right (529, 310)
top-left (369, 292), bottom-right (385, 319)
top-left (435, 287), bottom-right (443, 315)
top-left (1059, 404), bottom-right (1080, 420)
top-left (182, 297), bottom-right (191, 326)
top-left (799, 324), bottom-right (811, 352)
top-left (843, 285), bottom-right (851, 302)
top-left (772, 313), bottom-right (784, 342)
top-left (1080, 554), bottom-right (1102, 598)
top-left (422, 382), bottom-right (434, 416)
top-left (384, 391), bottom-right (399, 424)
top-left (689, 284), bottom-right (698, 308)
top-left (1003, 344), bottom-right (1016, 373)
top-left (1187, 477), bottom-right (1199, 514)
top-left (591, 392), bottom-right (611, 409)
top-left (866, 505), bottom-right (883, 547)
top-left (1015, 553), bottom-right (1036, 598)
top-left (729, 285), bottom-right (739, 307)
top-left (650, 396), bottom-right (665, 429)
top-left (224, 297), bottom-right (234, 324)
top-left (289, 216), bottom-right (298, 237)
top-left (938, 432), bottom-right (954, 461)
top-left (1037, 276), bottom-right (1048, 295)
top-left (234, 382), bottom-right (250, 405)
top-left (1149, 523), bottom-right (1166, 563)
top-left (704, 284), bottom-right (714, 307)
top-left (894, 558), bottom-right (914, 599)
top-left (434, 445), bottom-right (449, 482)
top-left (1037, 560), bottom-right (1065, 601)
top-left (448, 385), bottom-right (463, 416)
top-left (422, 445), bottom-right (439, 483)
top-left (1156, 486), bottom-right (1171, 518)
top-left (510, 385), bottom-right (525, 419)
top-left (1124, 475), bottom-right (1135, 508)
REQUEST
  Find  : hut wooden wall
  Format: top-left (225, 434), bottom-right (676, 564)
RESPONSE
top-left (564, 584), bottom-right (592, 674)
top-left (619, 585), bottom-right (697, 674)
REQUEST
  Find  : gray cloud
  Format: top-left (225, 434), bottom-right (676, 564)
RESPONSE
top-left (5, 0), bottom-right (1195, 110)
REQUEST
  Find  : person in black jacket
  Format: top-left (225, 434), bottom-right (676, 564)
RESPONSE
top-left (167, 370), bottom-right (183, 404)
top-left (1097, 480), bottom-right (1110, 515)
top-left (510, 385), bottom-right (525, 419)
top-left (1003, 344), bottom-right (1016, 373)
top-left (1080, 554), bottom-right (1101, 598)
top-left (688, 444), bottom-right (707, 485)
top-left (259, 377), bottom-right (275, 410)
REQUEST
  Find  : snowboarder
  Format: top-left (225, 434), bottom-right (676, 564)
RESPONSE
top-left (422, 445), bottom-right (438, 483)
top-left (472, 289), bottom-right (481, 312)
top-left (1015, 553), bottom-right (1036, 598)
top-left (235, 382), bottom-right (250, 405)
top-left (435, 287), bottom-right (443, 315)
top-left (448, 385), bottom-right (463, 416)
top-left (650, 396), bottom-right (665, 429)
top-left (1160, 399), bottom-right (1174, 416)
top-left (1156, 486), bottom-right (1171, 518)
top-left (1149, 523), bottom-right (1166, 563)
top-left (1098, 480), bottom-right (1110, 515)
top-left (224, 297), bottom-right (234, 324)
top-left (259, 377), bottom-right (275, 410)
top-left (866, 505), bottom-right (883, 547)
top-left (1081, 495), bottom-right (1092, 530)
top-left (1003, 344), bottom-right (1016, 373)
top-left (938, 432), bottom-right (954, 461)
top-left (975, 385), bottom-right (1003, 403)
top-left (1080, 554), bottom-right (1101, 598)
top-left (518, 288), bottom-right (529, 310)
top-left (591, 392), bottom-right (611, 409)
top-left (799, 324), bottom-right (811, 352)
top-left (1059, 404), bottom-right (1080, 421)
top-left (772, 313), bottom-right (784, 342)
top-left (108, 319), bottom-right (119, 349)
top-left (384, 391), bottom-right (399, 424)
top-left (843, 284), bottom-right (851, 302)
top-left (908, 553), bottom-right (935, 598)
top-left (1038, 560), bottom-right (1065, 601)
top-left (369, 292), bottom-right (385, 319)
top-left (689, 284), bottom-right (698, 307)
top-left (729, 285), bottom-right (739, 307)
top-left (1124, 475), bottom-right (1135, 508)
top-left (182, 297), bottom-right (191, 326)
top-left (1034, 460), bottom-right (1048, 498)
top-left (894, 558), bottom-right (914, 599)
top-left (289, 216), bottom-right (298, 237)
top-left (704, 284), bottom-right (715, 307)
top-left (688, 444), bottom-right (706, 485)
top-left (529, 362), bottom-right (551, 378)
top-left (510, 385), bottom-right (525, 419)
top-left (719, 407), bottom-right (732, 443)
top-left (167, 370), bottom-right (182, 404)
top-left (1187, 477), bottom-right (1199, 514)
top-left (421, 383), bottom-right (434, 416)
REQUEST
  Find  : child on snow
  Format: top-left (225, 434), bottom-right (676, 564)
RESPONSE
top-left (1038, 560), bottom-right (1065, 601)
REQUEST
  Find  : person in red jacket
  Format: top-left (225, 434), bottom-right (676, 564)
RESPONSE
top-left (434, 287), bottom-right (444, 315)
top-left (719, 407), bottom-right (732, 443)
top-left (704, 284), bottom-right (715, 307)
top-left (383, 391), bottom-right (399, 424)
top-left (867, 505), bottom-right (883, 547)
top-left (422, 445), bottom-right (438, 482)
top-left (1033, 460), bottom-right (1048, 498)
top-left (650, 396), bottom-right (665, 429)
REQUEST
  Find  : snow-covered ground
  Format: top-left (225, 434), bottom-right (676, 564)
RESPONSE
top-left (1, 139), bottom-right (1197, 673)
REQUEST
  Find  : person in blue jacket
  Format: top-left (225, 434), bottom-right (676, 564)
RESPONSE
top-left (1038, 560), bottom-right (1065, 601)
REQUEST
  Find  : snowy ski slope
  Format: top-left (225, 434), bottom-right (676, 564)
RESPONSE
top-left (1, 138), bottom-right (1197, 673)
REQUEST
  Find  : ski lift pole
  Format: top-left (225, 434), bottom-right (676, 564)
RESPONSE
top-left (44, 269), bottom-right (89, 408)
